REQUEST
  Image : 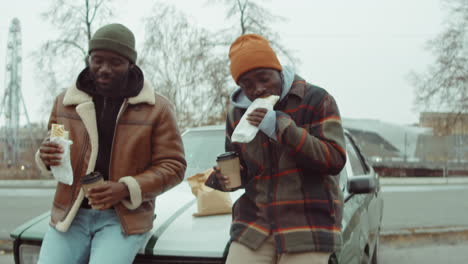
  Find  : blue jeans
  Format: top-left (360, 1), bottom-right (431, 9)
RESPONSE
top-left (38, 208), bottom-right (149, 264)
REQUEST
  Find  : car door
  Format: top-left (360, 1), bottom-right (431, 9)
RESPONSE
top-left (337, 134), bottom-right (376, 263)
top-left (346, 135), bottom-right (384, 262)
top-left (337, 138), bottom-right (364, 263)
top-left (340, 134), bottom-right (383, 263)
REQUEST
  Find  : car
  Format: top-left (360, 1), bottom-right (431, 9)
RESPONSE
top-left (11, 125), bottom-right (383, 264)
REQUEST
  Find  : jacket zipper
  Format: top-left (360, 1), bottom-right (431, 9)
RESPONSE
top-left (108, 98), bottom-right (129, 232)
top-left (326, 181), bottom-right (336, 221)
top-left (108, 98), bottom-right (128, 181)
top-left (101, 97), bottom-right (108, 125)
top-left (267, 136), bottom-right (278, 234)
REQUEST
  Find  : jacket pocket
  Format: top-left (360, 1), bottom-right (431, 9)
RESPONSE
top-left (300, 175), bottom-right (334, 220)
top-left (120, 201), bottom-right (155, 232)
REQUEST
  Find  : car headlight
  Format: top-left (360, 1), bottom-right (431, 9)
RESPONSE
top-left (19, 244), bottom-right (41, 264)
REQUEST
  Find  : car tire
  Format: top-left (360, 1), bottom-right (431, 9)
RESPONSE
top-left (371, 233), bottom-right (380, 264)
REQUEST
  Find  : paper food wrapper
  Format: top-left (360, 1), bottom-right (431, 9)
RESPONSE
top-left (50, 124), bottom-right (74, 185)
top-left (187, 168), bottom-right (232, 217)
top-left (231, 95), bottom-right (280, 143)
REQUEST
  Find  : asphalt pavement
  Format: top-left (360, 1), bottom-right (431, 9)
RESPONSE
top-left (1, 177), bottom-right (468, 253)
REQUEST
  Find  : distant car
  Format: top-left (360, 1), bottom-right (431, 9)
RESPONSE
top-left (11, 125), bottom-right (383, 264)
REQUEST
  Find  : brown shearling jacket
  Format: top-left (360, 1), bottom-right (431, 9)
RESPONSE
top-left (35, 81), bottom-right (186, 235)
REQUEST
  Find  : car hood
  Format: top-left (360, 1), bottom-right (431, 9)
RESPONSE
top-left (145, 183), bottom-right (243, 258)
top-left (16, 182), bottom-right (243, 258)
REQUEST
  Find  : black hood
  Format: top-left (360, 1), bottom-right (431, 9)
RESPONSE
top-left (76, 65), bottom-right (144, 98)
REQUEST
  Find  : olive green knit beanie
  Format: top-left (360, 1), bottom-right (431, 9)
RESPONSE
top-left (89, 23), bottom-right (137, 63)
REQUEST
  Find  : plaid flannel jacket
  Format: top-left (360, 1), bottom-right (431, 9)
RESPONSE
top-left (206, 75), bottom-right (346, 254)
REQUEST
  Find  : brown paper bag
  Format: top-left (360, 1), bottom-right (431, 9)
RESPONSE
top-left (187, 168), bottom-right (232, 217)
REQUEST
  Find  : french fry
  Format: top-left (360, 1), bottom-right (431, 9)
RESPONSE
top-left (51, 124), bottom-right (65, 138)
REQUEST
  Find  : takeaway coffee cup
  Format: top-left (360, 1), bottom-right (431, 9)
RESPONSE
top-left (216, 152), bottom-right (241, 189)
top-left (81, 171), bottom-right (105, 209)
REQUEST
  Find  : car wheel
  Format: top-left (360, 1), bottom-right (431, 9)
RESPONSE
top-left (371, 233), bottom-right (380, 264)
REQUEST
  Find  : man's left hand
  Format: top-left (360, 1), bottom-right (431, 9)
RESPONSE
top-left (87, 182), bottom-right (130, 210)
top-left (246, 108), bottom-right (268, 127)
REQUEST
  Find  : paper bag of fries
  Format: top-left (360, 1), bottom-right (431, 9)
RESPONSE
top-left (187, 168), bottom-right (232, 217)
top-left (50, 124), bottom-right (74, 185)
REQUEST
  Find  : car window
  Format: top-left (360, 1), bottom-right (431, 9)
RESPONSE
top-left (345, 135), bottom-right (367, 176)
top-left (182, 129), bottom-right (225, 178)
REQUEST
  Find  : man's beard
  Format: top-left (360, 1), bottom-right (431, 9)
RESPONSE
top-left (89, 71), bottom-right (130, 97)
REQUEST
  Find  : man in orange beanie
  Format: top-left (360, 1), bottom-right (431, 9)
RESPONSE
top-left (206, 34), bottom-right (347, 264)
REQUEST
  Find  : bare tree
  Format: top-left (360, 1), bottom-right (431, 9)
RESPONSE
top-left (209, 0), bottom-right (298, 67)
top-left (205, 0), bottom-right (300, 119)
top-left (33, 0), bottom-right (116, 115)
top-left (142, 1), bottom-right (299, 129)
top-left (409, 0), bottom-right (468, 120)
top-left (140, 4), bottom-right (228, 129)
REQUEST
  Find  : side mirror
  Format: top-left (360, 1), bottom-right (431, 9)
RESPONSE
top-left (347, 175), bottom-right (376, 194)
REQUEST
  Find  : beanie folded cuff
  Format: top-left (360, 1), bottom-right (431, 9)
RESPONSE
top-left (89, 38), bottom-right (137, 63)
top-left (230, 50), bottom-right (282, 83)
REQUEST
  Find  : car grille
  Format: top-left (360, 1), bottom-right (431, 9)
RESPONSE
top-left (134, 255), bottom-right (225, 264)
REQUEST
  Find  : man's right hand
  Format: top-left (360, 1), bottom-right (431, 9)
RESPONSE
top-left (246, 107), bottom-right (268, 127)
top-left (213, 166), bottom-right (230, 191)
top-left (39, 140), bottom-right (64, 168)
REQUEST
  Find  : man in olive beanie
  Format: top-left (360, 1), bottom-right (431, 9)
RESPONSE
top-left (206, 34), bottom-right (346, 264)
top-left (36, 23), bottom-right (186, 264)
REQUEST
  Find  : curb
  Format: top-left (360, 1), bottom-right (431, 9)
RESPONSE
top-left (381, 226), bottom-right (468, 246)
top-left (380, 176), bottom-right (468, 185)
top-left (1, 177), bottom-right (468, 189)
top-left (0, 180), bottom-right (56, 189)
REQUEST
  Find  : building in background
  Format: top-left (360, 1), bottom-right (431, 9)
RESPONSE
top-left (416, 112), bottom-right (468, 171)
top-left (345, 128), bottom-right (400, 162)
top-left (419, 112), bottom-right (468, 136)
top-left (343, 116), bottom-right (468, 177)
top-left (0, 123), bottom-right (45, 179)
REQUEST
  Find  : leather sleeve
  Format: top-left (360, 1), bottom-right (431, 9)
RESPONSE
top-left (133, 100), bottom-right (186, 201)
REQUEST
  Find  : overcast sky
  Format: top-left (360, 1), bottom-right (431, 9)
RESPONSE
top-left (0, 0), bottom-right (445, 125)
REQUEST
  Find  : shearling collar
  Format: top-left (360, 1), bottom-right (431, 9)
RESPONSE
top-left (63, 81), bottom-right (155, 106)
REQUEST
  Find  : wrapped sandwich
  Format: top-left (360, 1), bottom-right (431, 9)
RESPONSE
top-left (50, 124), bottom-right (74, 185)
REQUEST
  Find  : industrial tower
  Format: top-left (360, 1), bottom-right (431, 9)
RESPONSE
top-left (0, 18), bottom-right (35, 166)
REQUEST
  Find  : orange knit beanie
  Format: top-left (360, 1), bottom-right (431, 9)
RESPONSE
top-left (229, 34), bottom-right (282, 83)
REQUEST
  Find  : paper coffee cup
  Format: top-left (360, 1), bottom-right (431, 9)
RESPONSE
top-left (216, 152), bottom-right (241, 189)
top-left (81, 172), bottom-right (105, 209)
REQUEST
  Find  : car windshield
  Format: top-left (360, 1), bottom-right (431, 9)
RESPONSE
top-left (182, 129), bottom-right (225, 179)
